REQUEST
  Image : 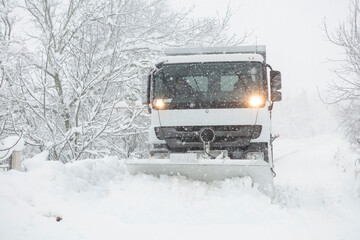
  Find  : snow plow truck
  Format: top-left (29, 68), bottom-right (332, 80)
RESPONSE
top-left (125, 46), bottom-right (282, 196)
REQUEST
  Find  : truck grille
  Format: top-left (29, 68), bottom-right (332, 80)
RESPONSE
top-left (155, 125), bottom-right (262, 149)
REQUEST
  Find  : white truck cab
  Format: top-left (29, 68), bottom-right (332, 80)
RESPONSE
top-left (146, 46), bottom-right (281, 163)
top-left (127, 46), bottom-right (282, 196)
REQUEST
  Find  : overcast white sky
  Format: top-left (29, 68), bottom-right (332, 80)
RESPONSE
top-left (169, 0), bottom-right (349, 97)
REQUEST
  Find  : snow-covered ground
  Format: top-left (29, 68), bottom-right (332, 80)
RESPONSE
top-left (0, 134), bottom-right (359, 240)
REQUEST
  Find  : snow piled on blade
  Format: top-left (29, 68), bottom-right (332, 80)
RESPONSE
top-left (0, 134), bottom-right (360, 240)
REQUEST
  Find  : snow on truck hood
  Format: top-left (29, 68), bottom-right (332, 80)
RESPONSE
top-left (158, 53), bottom-right (264, 65)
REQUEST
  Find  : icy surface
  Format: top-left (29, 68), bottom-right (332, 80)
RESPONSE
top-left (0, 134), bottom-right (360, 240)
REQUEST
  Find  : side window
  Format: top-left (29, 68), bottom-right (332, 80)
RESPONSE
top-left (220, 75), bottom-right (238, 91)
top-left (184, 76), bottom-right (208, 92)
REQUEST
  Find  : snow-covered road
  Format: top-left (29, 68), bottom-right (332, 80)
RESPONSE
top-left (0, 134), bottom-right (359, 240)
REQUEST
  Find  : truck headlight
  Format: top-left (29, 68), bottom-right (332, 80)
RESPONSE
top-left (245, 152), bottom-right (264, 160)
top-left (248, 95), bottom-right (264, 108)
top-left (153, 98), bottom-right (165, 109)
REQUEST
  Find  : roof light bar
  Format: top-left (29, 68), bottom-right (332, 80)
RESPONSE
top-left (164, 45), bottom-right (266, 60)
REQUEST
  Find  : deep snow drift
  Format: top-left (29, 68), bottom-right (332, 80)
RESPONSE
top-left (0, 134), bottom-right (360, 240)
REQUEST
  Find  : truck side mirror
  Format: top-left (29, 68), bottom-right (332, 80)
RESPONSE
top-left (271, 91), bottom-right (282, 101)
top-left (270, 70), bottom-right (282, 102)
top-left (270, 70), bottom-right (281, 90)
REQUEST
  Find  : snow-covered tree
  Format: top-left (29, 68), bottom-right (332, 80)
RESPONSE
top-left (325, 0), bottom-right (360, 149)
top-left (3, 0), bottom-right (244, 162)
top-left (0, 0), bottom-right (24, 152)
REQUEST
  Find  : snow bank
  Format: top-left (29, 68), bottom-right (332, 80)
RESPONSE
top-left (0, 135), bottom-right (360, 240)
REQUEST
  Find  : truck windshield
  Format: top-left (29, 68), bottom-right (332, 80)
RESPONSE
top-left (153, 62), bottom-right (265, 109)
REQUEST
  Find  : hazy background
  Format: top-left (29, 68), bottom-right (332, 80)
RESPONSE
top-left (171, 0), bottom-right (348, 92)
top-left (171, 0), bottom-right (349, 137)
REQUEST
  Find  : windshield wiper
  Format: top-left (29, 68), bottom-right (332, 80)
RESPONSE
top-left (190, 75), bottom-right (201, 106)
top-left (231, 67), bottom-right (256, 95)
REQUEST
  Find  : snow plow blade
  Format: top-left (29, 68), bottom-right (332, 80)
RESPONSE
top-left (125, 158), bottom-right (274, 197)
